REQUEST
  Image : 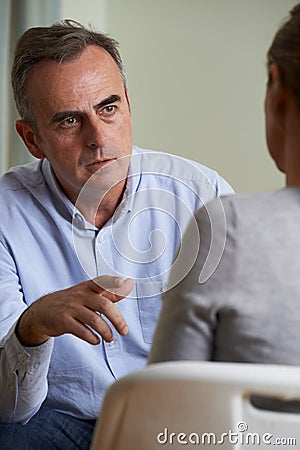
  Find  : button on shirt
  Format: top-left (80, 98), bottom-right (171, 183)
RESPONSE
top-left (0, 146), bottom-right (233, 423)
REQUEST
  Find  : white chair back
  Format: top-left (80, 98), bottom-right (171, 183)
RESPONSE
top-left (91, 361), bottom-right (300, 450)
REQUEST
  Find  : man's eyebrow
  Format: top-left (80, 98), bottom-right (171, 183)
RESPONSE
top-left (95, 95), bottom-right (121, 111)
top-left (50, 95), bottom-right (121, 124)
top-left (51, 111), bottom-right (82, 124)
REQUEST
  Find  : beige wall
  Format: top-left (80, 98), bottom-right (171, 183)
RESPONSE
top-left (60, 0), bottom-right (107, 30)
top-left (107, 0), bottom-right (296, 192)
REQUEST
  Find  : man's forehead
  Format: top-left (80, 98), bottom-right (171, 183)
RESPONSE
top-left (29, 45), bottom-right (118, 77)
top-left (26, 46), bottom-right (123, 107)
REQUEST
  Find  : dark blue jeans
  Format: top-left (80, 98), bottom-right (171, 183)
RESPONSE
top-left (0, 406), bottom-right (96, 450)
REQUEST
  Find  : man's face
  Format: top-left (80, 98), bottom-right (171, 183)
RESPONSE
top-left (23, 45), bottom-right (132, 203)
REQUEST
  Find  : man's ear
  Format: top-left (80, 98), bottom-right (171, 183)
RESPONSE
top-left (15, 120), bottom-right (45, 159)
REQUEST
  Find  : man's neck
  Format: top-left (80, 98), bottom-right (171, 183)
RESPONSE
top-left (79, 180), bottom-right (127, 229)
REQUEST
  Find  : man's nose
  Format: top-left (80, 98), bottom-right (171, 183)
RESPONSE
top-left (84, 117), bottom-right (106, 149)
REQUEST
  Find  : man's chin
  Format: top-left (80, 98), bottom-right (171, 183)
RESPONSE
top-left (80, 168), bottom-right (126, 202)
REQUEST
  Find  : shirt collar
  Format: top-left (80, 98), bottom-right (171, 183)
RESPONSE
top-left (41, 159), bottom-right (76, 218)
top-left (115, 146), bottom-right (142, 216)
top-left (40, 147), bottom-right (142, 226)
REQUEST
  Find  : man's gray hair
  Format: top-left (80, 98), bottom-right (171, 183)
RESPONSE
top-left (11, 20), bottom-right (126, 131)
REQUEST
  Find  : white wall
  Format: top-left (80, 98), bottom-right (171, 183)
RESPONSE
top-left (107, 0), bottom-right (296, 192)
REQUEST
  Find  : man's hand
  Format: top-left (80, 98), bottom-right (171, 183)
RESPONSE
top-left (16, 276), bottom-right (134, 346)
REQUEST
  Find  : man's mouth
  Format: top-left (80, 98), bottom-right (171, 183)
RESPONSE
top-left (85, 159), bottom-right (116, 172)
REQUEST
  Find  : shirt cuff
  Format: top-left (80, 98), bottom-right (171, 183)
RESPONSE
top-left (3, 322), bottom-right (54, 373)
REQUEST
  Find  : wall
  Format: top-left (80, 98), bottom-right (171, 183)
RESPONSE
top-left (60, 0), bottom-right (107, 31)
top-left (107, 0), bottom-right (296, 192)
top-left (2, 0), bottom-right (60, 171)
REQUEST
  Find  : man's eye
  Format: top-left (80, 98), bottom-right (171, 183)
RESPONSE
top-left (101, 105), bottom-right (116, 116)
top-left (61, 117), bottom-right (79, 128)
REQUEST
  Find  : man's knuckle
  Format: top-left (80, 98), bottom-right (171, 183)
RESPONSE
top-left (89, 313), bottom-right (101, 327)
top-left (99, 297), bottom-right (111, 313)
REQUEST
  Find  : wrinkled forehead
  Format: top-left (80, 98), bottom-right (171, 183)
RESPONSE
top-left (26, 46), bottom-right (125, 118)
top-left (27, 45), bottom-right (122, 87)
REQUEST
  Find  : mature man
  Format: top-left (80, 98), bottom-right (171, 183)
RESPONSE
top-left (0, 21), bottom-right (233, 449)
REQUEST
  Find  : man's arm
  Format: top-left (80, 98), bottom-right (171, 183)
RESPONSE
top-left (0, 237), bottom-right (46, 423)
top-left (0, 246), bottom-right (134, 424)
